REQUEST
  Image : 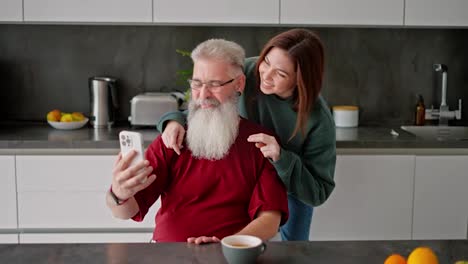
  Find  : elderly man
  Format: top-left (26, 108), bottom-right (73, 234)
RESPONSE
top-left (106, 39), bottom-right (288, 243)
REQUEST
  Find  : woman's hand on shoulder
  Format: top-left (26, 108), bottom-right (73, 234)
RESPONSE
top-left (161, 121), bottom-right (186, 155)
top-left (247, 133), bottom-right (281, 162)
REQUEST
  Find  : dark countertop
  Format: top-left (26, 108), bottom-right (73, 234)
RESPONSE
top-left (1, 122), bottom-right (468, 154)
top-left (1, 240), bottom-right (467, 264)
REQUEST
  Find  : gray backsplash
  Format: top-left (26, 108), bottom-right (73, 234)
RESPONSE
top-left (1, 25), bottom-right (467, 125)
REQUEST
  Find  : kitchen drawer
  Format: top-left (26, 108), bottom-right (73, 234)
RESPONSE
top-left (18, 191), bottom-right (160, 229)
top-left (16, 155), bottom-right (115, 191)
top-left (20, 232), bottom-right (153, 244)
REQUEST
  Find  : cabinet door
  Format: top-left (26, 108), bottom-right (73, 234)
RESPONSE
top-left (0, 0), bottom-right (22, 21)
top-left (0, 156), bottom-right (18, 244)
top-left (310, 155), bottom-right (414, 240)
top-left (281, 0), bottom-right (404, 26)
top-left (406, 0), bottom-right (468, 27)
top-left (154, 0), bottom-right (279, 24)
top-left (413, 156), bottom-right (468, 239)
top-left (24, 0), bottom-right (152, 22)
top-left (16, 156), bottom-right (159, 230)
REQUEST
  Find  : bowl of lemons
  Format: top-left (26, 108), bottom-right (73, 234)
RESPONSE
top-left (46, 109), bottom-right (89, 130)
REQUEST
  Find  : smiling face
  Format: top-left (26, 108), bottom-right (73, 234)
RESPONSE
top-left (191, 58), bottom-right (245, 109)
top-left (258, 47), bottom-right (297, 99)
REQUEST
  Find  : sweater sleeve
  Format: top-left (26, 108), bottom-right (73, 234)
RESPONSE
top-left (271, 123), bottom-right (336, 207)
top-left (156, 110), bottom-right (188, 133)
top-left (132, 137), bottom-right (172, 221)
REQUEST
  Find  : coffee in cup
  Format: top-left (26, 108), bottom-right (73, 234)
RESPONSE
top-left (221, 235), bottom-right (266, 264)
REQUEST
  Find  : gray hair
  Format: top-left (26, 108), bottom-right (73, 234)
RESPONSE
top-left (191, 39), bottom-right (245, 76)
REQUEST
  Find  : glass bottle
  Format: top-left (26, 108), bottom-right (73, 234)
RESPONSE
top-left (415, 94), bottom-right (425, 126)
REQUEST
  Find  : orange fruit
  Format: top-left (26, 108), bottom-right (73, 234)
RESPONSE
top-left (407, 247), bottom-right (438, 264)
top-left (71, 112), bottom-right (85, 121)
top-left (385, 254), bottom-right (407, 264)
top-left (46, 109), bottom-right (61, 122)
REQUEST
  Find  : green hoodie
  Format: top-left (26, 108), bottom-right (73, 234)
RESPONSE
top-left (157, 57), bottom-right (336, 206)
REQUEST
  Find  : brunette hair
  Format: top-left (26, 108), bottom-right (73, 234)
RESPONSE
top-left (255, 29), bottom-right (325, 140)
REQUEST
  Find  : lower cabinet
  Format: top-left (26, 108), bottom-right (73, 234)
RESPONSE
top-left (9, 153), bottom-right (468, 242)
top-left (15, 155), bottom-right (160, 243)
top-left (0, 155), bottom-right (18, 244)
top-left (310, 155), bottom-right (415, 240)
top-left (412, 156), bottom-right (468, 239)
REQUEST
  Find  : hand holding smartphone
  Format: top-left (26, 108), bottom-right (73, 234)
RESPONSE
top-left (119, 130), bottom-right (145, 167)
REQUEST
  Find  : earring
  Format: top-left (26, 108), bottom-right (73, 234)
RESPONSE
top-left (236, 91), bottom-right (241, 96)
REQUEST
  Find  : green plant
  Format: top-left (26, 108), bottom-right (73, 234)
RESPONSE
top-left (175, 49), bottom-right (192, 102)
top-left (175, 49), bottom-right (193, 86)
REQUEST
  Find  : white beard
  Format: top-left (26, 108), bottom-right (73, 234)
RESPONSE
top-left (186, 96), bottom-right (239, 160)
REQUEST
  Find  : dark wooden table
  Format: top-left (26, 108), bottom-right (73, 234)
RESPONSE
top-left (1, 240), bottom-right (467, 264)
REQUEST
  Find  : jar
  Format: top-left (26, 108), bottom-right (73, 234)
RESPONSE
top-left (333, 105), bottom-right (359, 128)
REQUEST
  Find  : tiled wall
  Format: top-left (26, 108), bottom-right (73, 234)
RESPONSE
top-left (1, 25), bottom-right (467, 125)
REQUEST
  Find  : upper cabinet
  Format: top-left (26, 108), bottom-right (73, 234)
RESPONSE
top-left (0, 0), bottom-right (22, 21)
top-left (154, 0), bottom-right (279, 24)
top-left (7, 0), bottom-right (468, 26)
top-left (23, 0), bottom-right (152, 23)
top-left (405, 0), bottom-right (468, 27)
top-left (281, 0), bottom-right (404, 26)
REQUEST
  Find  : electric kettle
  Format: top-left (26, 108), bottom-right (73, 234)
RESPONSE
top-left (89, 76), bottom-right (118, 128)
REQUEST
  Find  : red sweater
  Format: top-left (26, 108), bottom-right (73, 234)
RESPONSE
top-left (132, 118), bottom-right (288, 242)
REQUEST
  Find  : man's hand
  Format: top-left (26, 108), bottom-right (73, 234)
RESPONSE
top-left (187, 236), bottom-right (220, 244)
top-left (161, 121), bottom-right (186, 155)
top-left (247, 133), bottom-right (281, 162)
top-left (111, 150), bottom-right (157, 201)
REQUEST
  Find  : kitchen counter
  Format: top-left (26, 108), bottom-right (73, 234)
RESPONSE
top-left (1, 240), bottom-right (467, 264)
top-left (1, 122), bottom-right (468, 155)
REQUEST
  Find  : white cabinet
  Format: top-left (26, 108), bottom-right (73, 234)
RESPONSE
top-left (310, 155), bottom-right (414, 240)
top-left (16, 155), bottom-right (160, 243)
top-left (412, 156), bottom-right (468, 239)
top-left (281, 0), bottom-right (404, 26)
top-left (154, 0), bottom-right (279, 24)
top-left (405, 0), bottom-right (468, 27)
top-left (0, 0), bottom-right (22, 21)
top-left (0, 156), bottom-right (18, 244)
top-left (24, 0), bottom-right (152, 23)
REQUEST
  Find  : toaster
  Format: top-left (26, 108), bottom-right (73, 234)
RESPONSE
top-left (128, 92), bottom-right (183, 127)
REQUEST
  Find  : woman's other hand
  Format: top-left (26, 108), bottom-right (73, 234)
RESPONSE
top-left (161, 121), bottom-right (186, 155)
top-left (111, 151), bottom-right (156, 201)
top-left (247, 133), bottom-right (281, 162)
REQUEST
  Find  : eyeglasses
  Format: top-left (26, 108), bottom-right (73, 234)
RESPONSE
top-left (187, 78), bottom-right (235, 92)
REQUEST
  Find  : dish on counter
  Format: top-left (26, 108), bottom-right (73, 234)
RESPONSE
top-left (48, 118), bottom-right (89, 130)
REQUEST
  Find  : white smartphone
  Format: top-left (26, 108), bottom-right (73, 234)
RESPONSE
top-left (119, 130), bottom-right (145, 167)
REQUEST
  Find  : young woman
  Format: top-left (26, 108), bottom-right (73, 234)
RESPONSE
top-left (158, 29), bottom-right (336, 241)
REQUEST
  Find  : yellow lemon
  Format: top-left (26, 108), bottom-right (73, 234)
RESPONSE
top-left (407, 247), bottom-right (438, 264)
top-left (384, 254), bottom-right (407, 264)
top-left (60, 113), bottom-right (73, 122)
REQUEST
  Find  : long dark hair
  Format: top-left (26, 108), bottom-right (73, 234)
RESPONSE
top-left (255, 29), bottom-right (325, 140)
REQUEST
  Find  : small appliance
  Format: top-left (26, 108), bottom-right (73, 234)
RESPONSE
top-left (128, 92), bottom-right (183, 127)
top-left (89, 76), bottom-right (118, 128)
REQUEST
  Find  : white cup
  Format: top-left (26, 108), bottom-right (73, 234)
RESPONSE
top-left (221, 235), bottom-right (266, 264)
